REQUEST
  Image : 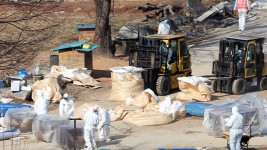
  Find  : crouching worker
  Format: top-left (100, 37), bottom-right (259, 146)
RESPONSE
top-left (84, 106), bottom-right (99, 150)
top-left (98, 108), bottom-right (111, 142)
top-left (59, 93), bottom-right (74, 118)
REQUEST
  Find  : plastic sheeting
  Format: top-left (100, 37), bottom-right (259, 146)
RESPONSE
top-left (158, 96), bottom-right (186, 120)
top-left (203, 93), bottom-right (267, 137)
top-left (5, 108), bottom-right (37, 133)
top-left (52, 124), bottom-right (84, 150)
top-left (32, 114), bottom-right (70, 142)
top-left (109, 66), bottom-right (144, 102)
top-left (0, 129), bottom-right (21, 140)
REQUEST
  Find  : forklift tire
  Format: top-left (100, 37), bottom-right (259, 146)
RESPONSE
top-left (259, 77), bottom-right (267, 91)
top-left (156, 76), bottom-right (171, 96)
top-left (232, 78), bottom-right (246, 95)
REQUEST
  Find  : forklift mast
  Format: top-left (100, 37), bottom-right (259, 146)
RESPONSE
top-left (215, 40), bottom-right (248, 78)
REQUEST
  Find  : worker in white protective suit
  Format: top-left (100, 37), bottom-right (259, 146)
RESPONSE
top-left (59, 93), bottom-right (74, 118)
top-left (225, 106), bottom-right (244, 150)
top-left (234, 0), bottom-right (250, 31)
top-left (84, 106), bottom-right (99, 150)
top-left (158, 20), bottom-right (170, 34)
top-left (34, 89), bottom-right (49, 115)
top-left (98, 108), bottom-right (111, 142)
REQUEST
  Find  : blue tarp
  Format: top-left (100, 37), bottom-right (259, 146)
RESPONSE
top-left (74, 25), bottom-right (96, 29)
top-left (185, 102), bottom-right (212, 117)
top-left (0, 104), bottom-right (31, 117)
top-left (51, 41), bottom-right (98, 52)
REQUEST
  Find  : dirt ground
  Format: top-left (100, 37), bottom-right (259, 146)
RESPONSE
top-left (2, 2), bottom-right (267, 150)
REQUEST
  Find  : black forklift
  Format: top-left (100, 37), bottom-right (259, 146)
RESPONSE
top-left (211, 35), bottom-right (267, 94)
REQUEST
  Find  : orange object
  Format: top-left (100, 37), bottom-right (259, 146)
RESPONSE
top-left (236, 0), bottom-right (248, 9)
top-left (154, 26), bottom-right (158, 31)
top-left (233, 10), bottom-right (239, 17)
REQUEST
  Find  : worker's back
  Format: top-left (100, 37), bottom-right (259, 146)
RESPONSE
top-left (84, 110), bottom-right (99, 129)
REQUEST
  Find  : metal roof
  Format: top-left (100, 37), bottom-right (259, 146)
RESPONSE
top-left (51, 41), bottom-right (98, 52)
top-left (52, 41), bottom-right (89, 51)
top-left (74, 25), bottom-right (96, 29)
top-left (227, 35), bottom-right (265, 41)
top-left (143, 34), bottom-right (186, 39)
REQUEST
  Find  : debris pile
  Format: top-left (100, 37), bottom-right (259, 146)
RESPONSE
top-left (137, 2), bottom-right (184, 21)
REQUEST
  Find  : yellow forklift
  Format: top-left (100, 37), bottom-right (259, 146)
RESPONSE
top-left (211, 35), bottom-right (267, 94)
top-left (129, 34), bottom-right (192, 95)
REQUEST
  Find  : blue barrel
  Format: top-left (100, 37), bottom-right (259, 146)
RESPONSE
top-left (0, 104), bottom-right (31, 117)
top-left (17, 68), bottom-right (28, 78)
top-left (185, 102), bottom-right (212, 117)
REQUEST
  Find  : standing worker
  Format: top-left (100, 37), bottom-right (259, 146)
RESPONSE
top-left (225, 106), bottom-right (244, 150)
top-left (84, 106), bottom-right (99, 150)
top-left (98, 108), bottom-right (111, 142)
top-left (59, 93), bottom-right (74, 118)
top-left (234, 0), bottom-right (250, 31)
top-left (158, 20), bottom-right (170, 34)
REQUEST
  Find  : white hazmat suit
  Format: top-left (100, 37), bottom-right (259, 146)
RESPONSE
top-left (234, 0), bottom-right (250, 31)
top-left (158, 20), bottom-right (170, 34)
top-left (98, 108), bottom-right (111, 142)
top-left (59, 93), bottom-right (74, 118)
top-left (225, 106), bottom-right (244, 150)
top-left (34, 89), bottom-right (49, 115)
top-left (84, 107), bottom-right (99, 150)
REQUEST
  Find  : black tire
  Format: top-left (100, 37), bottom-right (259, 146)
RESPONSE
top-left (232, 78), bottom-right (246, 95)
top-left (259, 77), bottom-right (267, 91)
top-left (156, 76), bottom-right (171, 96)
top-left (211, 80), bottom-right (217, 92)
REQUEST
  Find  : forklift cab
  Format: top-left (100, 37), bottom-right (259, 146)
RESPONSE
top-left (130, 34), bottom-right (192, 95)
top-left (213, 35), bottom-right (266, 94)
top-left (138, 35), bottom-right (191, 74)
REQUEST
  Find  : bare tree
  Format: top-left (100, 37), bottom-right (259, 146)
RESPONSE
top-left (0, 1), bottom-right (63, 77)
top-left (93, 0), bottom-right (113, 58)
